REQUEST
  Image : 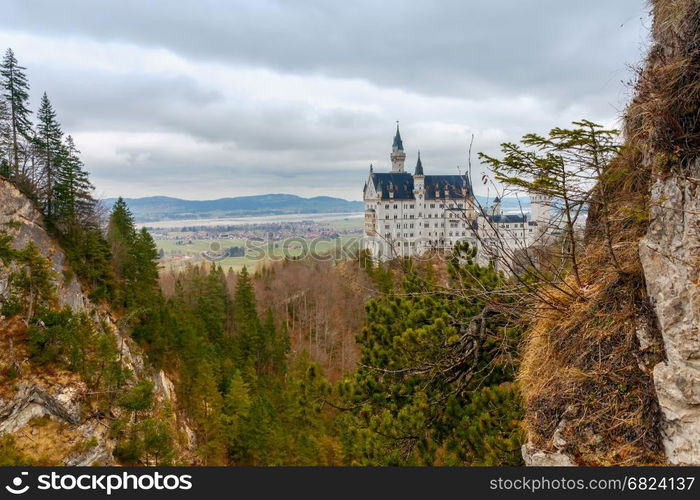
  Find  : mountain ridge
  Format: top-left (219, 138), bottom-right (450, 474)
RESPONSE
top-left (102, 193), bottom-right (365, 222)
top-left (102, 193), bottom-right (530, 222)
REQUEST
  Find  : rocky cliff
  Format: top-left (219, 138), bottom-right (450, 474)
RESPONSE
top-left (635, 0), bottom-right (700, 464)
top-left (0, 177), bottom-right (192, 465)
top-left (640, 162), bottom-right (700, 464)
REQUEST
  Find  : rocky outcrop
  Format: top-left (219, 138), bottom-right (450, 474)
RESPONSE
top-left (0, 178), bottom-right (88, 311)
top-left (0, 177), bottom-right (192, 464)
top-left (0, 383), bottom-right (82, 434)
top-left (640, 162), bottom-right (700, 465)
top-left (521, 443), bottom-right (574, 467)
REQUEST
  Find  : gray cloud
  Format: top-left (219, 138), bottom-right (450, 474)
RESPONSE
top-left (2, 1), bottom-right (649, 100)
top-left (0, 0), bottom-right (650, 200)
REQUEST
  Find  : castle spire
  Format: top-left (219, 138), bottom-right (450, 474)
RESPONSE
top-left (392, 121), bottom-right (404, 151)
top-left (390, 121), bottom-right (406, 173)
top-left (414, 150), bottom-right (424, 176)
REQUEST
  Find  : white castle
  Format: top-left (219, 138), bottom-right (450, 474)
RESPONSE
top-left (362, 124), bottom-right (551, 265)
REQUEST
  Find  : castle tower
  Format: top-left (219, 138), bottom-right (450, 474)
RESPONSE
top-left (390, 122), bottom-right (406, 173)
top-left (413, 151), bottom-right (424, 191)
top-left (530, 190), bottom-right (551, 236)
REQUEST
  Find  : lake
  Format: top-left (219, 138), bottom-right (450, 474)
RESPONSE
top-left (138, 212), bottom-right (364, 229)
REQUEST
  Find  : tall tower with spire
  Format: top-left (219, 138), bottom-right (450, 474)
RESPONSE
top-left (390, 121), bottom-right (406, 172)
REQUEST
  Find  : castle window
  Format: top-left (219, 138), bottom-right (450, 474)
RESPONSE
top-left (385, 204), bottom-right (389, 209)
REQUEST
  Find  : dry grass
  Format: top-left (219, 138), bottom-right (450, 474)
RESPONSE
top-left (519, 152), bottom-right (667, 464)
top-left (12, 417), bottom-right (79, 465)
top-left (520, 266), bottom-right (665, 465)
top-left (626, 0), bottom-right (700, 171)
top-left (520, 0), bottom-right (700, 465)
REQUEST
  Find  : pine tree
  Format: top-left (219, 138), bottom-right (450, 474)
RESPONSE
top-left (54, 135), bottom-right (95, 224)
top-left (191, 361), bottom-right (225, 465)
top-left (107, 197), bottom-right (137, 306)
top-left (340, 244), bottom-right (523, 465)
top-left (0, 97), bottom-right (11, 176)
top-left (35, 93), bottom-right (64, 217)
top-left (0, 49), bottom-right (32, 174)
top-left (222, 370), bottom-right (251, 463)
top-left (131, 228), bottom-right (161, 307)
top-left (232, 266), bottom-right (262, 369)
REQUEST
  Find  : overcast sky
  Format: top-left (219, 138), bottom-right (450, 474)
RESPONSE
top-left (0, 0), bottom-right (650, 201)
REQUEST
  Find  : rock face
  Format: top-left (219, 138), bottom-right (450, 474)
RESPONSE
top-left (0, 179), bottom-right (88, 311)
top-left (0, 177), bottom-right (192, 464)
top-left (521, 443), bottom-right (574, 467)
top-left (640, 163), bottom-right (700, 465)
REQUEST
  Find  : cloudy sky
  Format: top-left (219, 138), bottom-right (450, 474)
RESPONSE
top-left (1, 0), bottom-right (650, 201)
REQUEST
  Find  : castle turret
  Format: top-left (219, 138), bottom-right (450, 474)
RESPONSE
top-left (530, 188), bottom-right (551, 237)
top-left (413, 151), bottom-right (425, 196)
top-left (390, 122), bottom-right (406, 173)
top-left (414, 150), bottom-right (424, 176)
top-left (489, 196), bottom-right (502, 216)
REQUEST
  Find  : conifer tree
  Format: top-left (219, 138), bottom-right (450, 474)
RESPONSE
top-left (107, 197), bottom-right (137, 306)
top-left (35, 92), bottom-right (64, 217)
top-left (222, 370), bottom-right (251, 463)
top-left (340, 243), bottom-right (523, 465)
top-left (191, 361), bottom-right (225, 465)
top-left (54, 135), bottom-right (95, 223)
top-left (0, 97), bottom-right (11, 176)
top-left (232, 266), bottom-right (262, 368)
top-left (0, 49), bottom-right (32, 174)
top-left (132, 228), bottom-right (161, 306)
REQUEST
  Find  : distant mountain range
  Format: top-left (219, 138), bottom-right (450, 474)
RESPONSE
top-left (102, 193), bottom-right (530, 223)
top-left (102, 194), bottom-right (365, 222)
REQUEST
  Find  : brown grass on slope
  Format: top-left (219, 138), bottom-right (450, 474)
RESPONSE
top-left (520, 0), bottom-right (700, 465)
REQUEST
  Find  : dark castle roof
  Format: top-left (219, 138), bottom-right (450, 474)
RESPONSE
top-left (392, 124), bottom-right (404, 151)
top-left (414, 151), bottom-right (423, 175)
top-left (368, 172), bottom-right (473, 200)
top-left (424, 175), bottom-right (472, 199)
top-left (488, 214), bottom-right (527, 223)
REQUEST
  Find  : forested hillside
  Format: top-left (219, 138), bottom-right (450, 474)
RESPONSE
top-left (0, 46), bottom-right (524, 465)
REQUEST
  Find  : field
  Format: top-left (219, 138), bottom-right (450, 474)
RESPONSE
top-left (156, 234), bottom-right (362, 272)
top-left (153, 215), bottom-right (363, 272)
